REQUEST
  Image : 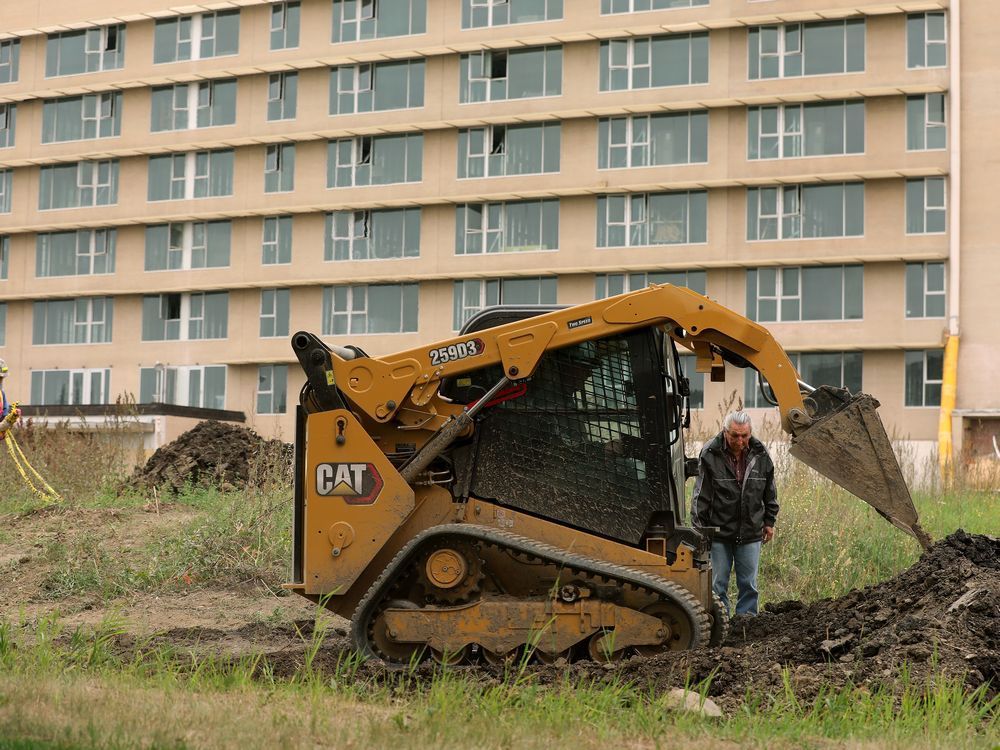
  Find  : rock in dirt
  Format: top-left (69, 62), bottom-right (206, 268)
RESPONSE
top-left (663, 688), bottom-right (722, 719)
top-left (127, 420), bottom-right (292, 494)
top-left (662, 688), bottom-right (723, 718)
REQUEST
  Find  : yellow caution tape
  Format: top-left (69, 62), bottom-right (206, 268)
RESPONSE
top-left (4, 430), bottom-right (63, 504)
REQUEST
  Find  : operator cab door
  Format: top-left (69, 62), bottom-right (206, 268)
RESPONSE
top-left (443, 306), bottom-right (684, 546)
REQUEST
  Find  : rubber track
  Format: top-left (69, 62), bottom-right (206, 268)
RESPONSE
top-left (350, 523), bottom-right (711, 663)
top-left (710, 593), bottom-right (730, 646)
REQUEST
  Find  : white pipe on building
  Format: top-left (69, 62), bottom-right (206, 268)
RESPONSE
top-left (948, 0), bottom-right (961, 338)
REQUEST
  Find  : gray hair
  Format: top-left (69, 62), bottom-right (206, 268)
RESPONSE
top-left (723, 410), bottom-right (752, 432)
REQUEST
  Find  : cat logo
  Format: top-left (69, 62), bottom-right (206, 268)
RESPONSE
top-left (315, 462), bottom-right (384, 505)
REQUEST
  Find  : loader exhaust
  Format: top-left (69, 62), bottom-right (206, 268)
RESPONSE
top-left (788, 386), bottom-right (933, 550)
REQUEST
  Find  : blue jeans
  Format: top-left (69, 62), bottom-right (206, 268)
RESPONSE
top-left (711, 540), bottom-right (762, 616)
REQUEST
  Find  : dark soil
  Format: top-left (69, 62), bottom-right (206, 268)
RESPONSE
top-left (116, 531), bottom-right (998, 708)
top-left (604, 529), bottom-right (999, 707)
top-left (127, 420), bottom-right (292, 493)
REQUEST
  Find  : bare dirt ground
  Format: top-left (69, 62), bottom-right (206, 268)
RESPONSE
top-left (2, 420), bottom-right (995, 708)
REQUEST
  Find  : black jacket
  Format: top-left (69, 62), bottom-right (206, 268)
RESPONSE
top-left (691, 432), bottom-right (778, 544)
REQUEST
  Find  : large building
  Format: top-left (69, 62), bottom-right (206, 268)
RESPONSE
top-left (0, 0), bottom-right (996, 457)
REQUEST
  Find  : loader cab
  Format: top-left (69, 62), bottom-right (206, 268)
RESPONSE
top-left (443, 306), bottom-right (691, 548)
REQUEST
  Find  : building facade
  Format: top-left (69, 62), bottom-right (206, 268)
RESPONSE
top-left (0, 0), bottom-right (995, 455)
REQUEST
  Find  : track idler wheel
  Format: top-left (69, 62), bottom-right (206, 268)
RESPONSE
top-left (634, 600), bottom-right (700, 655)
top-left (369, 600), bottom-right (425, 665)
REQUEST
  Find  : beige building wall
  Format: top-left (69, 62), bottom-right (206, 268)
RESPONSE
top-left (1, 0), bottom-right (996, 453)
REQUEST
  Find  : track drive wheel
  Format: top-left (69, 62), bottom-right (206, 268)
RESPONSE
top-left (416, 541), bottom-right (484, 604)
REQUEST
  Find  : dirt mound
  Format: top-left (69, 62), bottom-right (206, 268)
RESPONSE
top-left (128, 420), bottom-right (292, 493)
top-left (602, 530), bottom-right (998, 706)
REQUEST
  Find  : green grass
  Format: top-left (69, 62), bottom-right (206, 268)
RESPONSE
top-left (0, 616), bottom-right (994, 750)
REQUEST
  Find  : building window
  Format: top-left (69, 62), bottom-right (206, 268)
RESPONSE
top-left (151, 79), bottom-right (237, 131)
top-left (141, 292), bottom-right (228, 341)
top-left (904, 350), bottom-right (942, 407)
top-left (0, 236), bottom-right (8, 279)
top-left (747, 183), bottom-right (864, 240)
top-left (329, 60), bottom-right (424, 116)
top-left (602, 0), bottom-right (706, 11)
top-left (678, 355), bottom-right (704, 409)
top-left (36, 229), bottom-right (116, 277)
top-left (139, 365), bottom-right (226, 409)
top-left (267, 72), bottom-right (298, 121)
top-left (327, 134), bottom-right (422, 188)
top-left (39, 160), bottom-right (119, 210)
top-left (595, 270), bottom-right (706, 299)
top-left (264, 144), bottom-right (295, 193)
top-left (32, 297), bottom-right (113, 345)
top-left (322, 284), bottom-right (418, 335)
top-left (598, 111), bottom-right (707, 169)
top-left (45, 25), bottom-right (125, 77)
top-left (30, 369), bottom-right (111, 406)
top-left (456, 200), bottom-right (559, 255)
top-left (746, 351), bottom-right (862, 408)
top-left (600, 33), bottom-right (708, 91)
top-left (748, 100), bottom-right (864, 159)
top-left (153, 11), bottom-right (240, 64)
top-left (257, 365), bottom-right (288, 414)
top-left (0, 103), bottom-right (14, 148)
top-left (326, 208), bottom-right (420, 261)
top-left (463, 0), bottom-right (563, 28)
top-left (748, 19), bottom-right (865, 79)
top-left (907, 12), bottom-right (946, 69)
top-left (0, 170), bottom-right (9, 213)
top-left (0, 39), bottom-right (20, 84)
top-left (597, 191), bottom-right (707, 247)
top-left (905, 262), bottom-right (946, 318)
top-left (453, 277), bottom-right (557, 330)
top-left (42, 92), bottom-right (122, 143)
top-left (260, 288), bottom-right (290, 338)
top-left (905, 178), bottom-right (946, 234)
top-left (147, 150), bottom-right (234, 201)
top-left (262, 216), bottom-right (293, 264)
top-left (332, 0), bottom-right (426, 42)
top-left (458, 123), bottom-right (560, 178)
top-left (906, 94), bottom-right (946, 151)
top-left (746, 265), bottom-right (863, 322)
top-left (271, 2), bottom-right (300, 50)
top-left (144, 221), bottom-right (231, 271)
top-left (460, 46), bottom-right (562, 103)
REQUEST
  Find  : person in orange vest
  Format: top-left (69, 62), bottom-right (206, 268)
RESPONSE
top-left (0, 359), bottom-right (21, 438)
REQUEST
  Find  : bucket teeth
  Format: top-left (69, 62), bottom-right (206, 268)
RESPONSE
top-left (789, 389), bottom-right (932, 550)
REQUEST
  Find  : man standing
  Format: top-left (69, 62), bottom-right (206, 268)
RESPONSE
top-left (691, 410), bottom-right (778, 616)
top-left (0, 359), bottom-right (20, 437)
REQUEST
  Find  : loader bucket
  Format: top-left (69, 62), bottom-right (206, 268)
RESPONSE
top-left (789, 389), bottom-right (933, 550)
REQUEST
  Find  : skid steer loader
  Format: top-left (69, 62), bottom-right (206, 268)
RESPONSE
top-left (284, 284), bottom-right (931, 665)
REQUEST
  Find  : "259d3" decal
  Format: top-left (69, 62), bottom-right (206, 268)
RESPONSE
top-left (429, 338), bottom-right (485, 366)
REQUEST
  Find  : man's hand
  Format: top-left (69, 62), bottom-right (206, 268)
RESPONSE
top-left (762, 526), bottom-right (775, 544)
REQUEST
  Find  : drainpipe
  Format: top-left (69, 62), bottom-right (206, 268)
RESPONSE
top-left (938, 0), bottom-right (961, 482)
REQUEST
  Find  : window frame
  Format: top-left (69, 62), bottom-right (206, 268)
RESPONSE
top-left (904, 349), bottom-right (943, 407)
top-left (747, 182), bottom-right (864, 241)
top-left (270, 1), bottom-right (301, 50)
top-left (256, 364), bottom-right (288, 414)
